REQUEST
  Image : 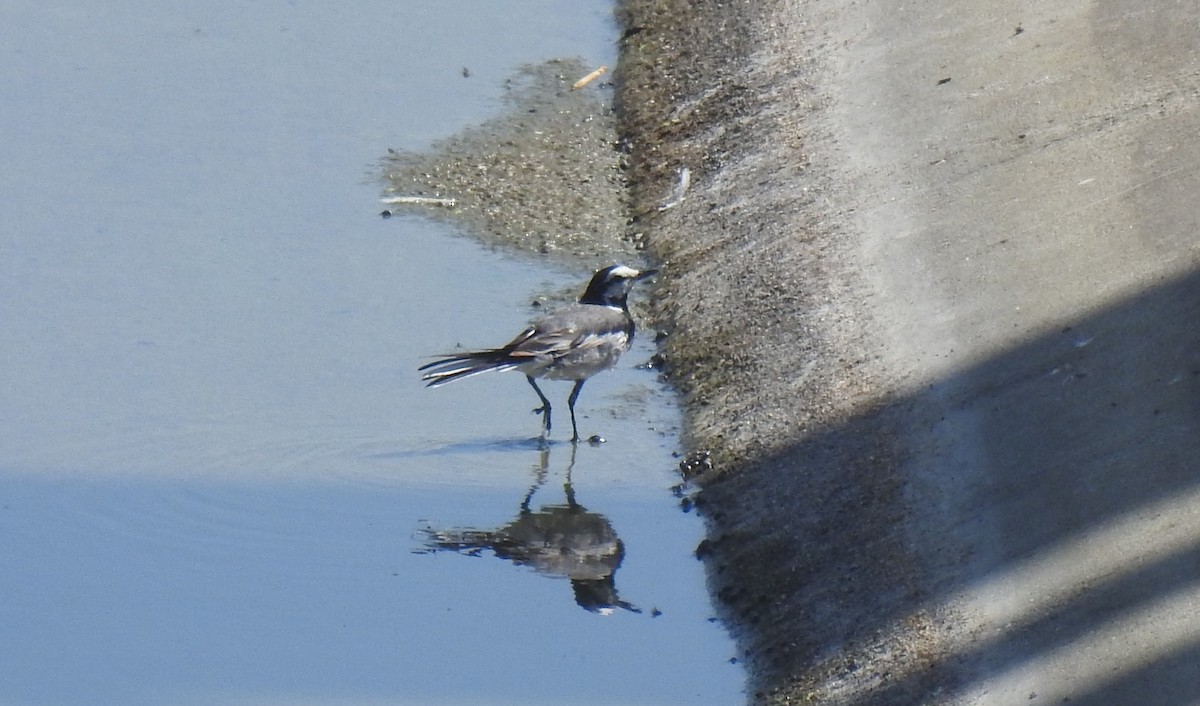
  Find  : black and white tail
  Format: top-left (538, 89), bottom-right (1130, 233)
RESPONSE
top-left (419, 350), bottom-right (522, 387)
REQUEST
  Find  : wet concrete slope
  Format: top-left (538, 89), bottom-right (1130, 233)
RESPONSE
top-left (616, 0), bottom-right (1200, 703)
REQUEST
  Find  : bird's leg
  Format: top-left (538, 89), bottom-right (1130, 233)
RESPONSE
top-left (567, 379), bottom-right (586, 443)
top-left (563, 441), bottom-right (578, 504)
top-left (526, 375), bottom-right (552, 434)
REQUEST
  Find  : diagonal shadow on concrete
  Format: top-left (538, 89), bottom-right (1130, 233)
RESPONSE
top-left (702, 266), bottom-right (1200, 704)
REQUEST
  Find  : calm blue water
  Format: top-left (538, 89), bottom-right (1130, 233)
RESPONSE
top-left (0, 2), bottom-right (743, 704)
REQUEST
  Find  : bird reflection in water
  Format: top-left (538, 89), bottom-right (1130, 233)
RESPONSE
top-left (419, 446), bottom-right (639, 614)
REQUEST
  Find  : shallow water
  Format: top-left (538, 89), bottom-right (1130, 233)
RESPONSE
top-left (0, 2), bottom-right (742, 704)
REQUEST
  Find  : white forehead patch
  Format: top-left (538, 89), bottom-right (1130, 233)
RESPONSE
top-left (608, 265), bottom-right (640, 279)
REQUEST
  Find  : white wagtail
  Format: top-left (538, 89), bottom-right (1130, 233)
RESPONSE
top-left (420, 264), bottom-right (657, 441)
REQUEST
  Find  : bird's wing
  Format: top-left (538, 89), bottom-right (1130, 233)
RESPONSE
top-left (504, 306), bottom-right (630, 361)
top-left (505, 325), bottom-right (580, 360)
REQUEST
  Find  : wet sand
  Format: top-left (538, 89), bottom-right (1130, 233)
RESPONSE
top-left (615, 0), bottom-right (1200, 703)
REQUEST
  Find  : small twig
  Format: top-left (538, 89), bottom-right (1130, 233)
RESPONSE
top-left (380, 195), bottom-right (457, 208)
top-left (572, 65), bottom-right (608, 90)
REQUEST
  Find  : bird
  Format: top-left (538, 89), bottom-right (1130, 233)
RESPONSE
top-left (419, 264), bottom-right (657, 442)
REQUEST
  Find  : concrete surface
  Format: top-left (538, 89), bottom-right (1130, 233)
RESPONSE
top-left (616, 0), bottom-right (1200, 703)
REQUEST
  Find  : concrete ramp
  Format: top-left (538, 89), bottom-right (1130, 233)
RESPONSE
top-left (830, 0), bottom-right (1200, 701)
top-left (615, 0), bottom-right (1200, 702)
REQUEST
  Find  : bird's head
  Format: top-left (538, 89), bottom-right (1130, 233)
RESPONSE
top-left (578, 265), bottom-right (658, 308)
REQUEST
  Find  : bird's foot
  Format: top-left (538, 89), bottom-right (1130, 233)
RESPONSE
top-left (532, 405), bottom-right (552, 433)
top-left (568, 434), bottom-right (604, 446)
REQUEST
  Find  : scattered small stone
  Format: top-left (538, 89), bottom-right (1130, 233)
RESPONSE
top-left (678, 450), bottom-right (713, 479)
